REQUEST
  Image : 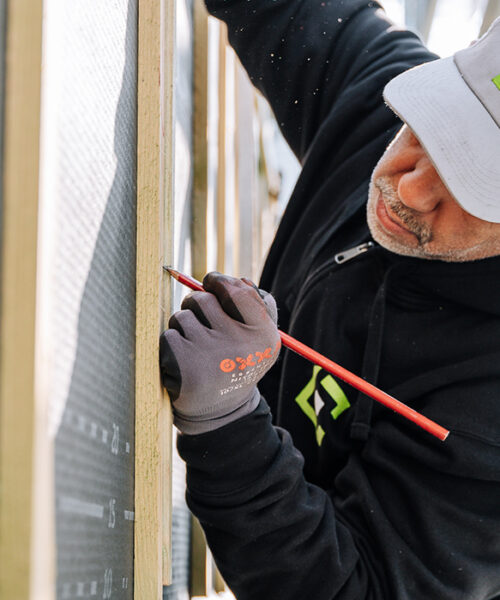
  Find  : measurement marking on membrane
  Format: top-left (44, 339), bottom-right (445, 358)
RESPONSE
top-left (108, 498), bottom-right (116, 528)
top-left (103, 568), bottom-right (113, 599)
top-left (61, 579), bottom-right (101, 598)
top-left (62, 408), bottom-right (129, 452)
top-left (77, 414), bottom-right (86, 432)
top-left (59, 495), bottom-right (104, 519)
top-left (111, 423), bottom-right (120, 454)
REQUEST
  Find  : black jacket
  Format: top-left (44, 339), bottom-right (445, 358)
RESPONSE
top-left (178, 2), bottom-right (500, 598)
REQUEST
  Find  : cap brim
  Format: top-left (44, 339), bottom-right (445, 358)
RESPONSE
top-left (384, 57), bottom-right (500, 223)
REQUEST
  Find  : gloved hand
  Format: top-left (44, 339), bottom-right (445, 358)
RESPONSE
top-left (159, 272), bottom-right (281, 435)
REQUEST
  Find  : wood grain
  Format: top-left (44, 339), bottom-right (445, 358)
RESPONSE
top-left (136, 0), bottom-right (175, 595)
top-left (216, 25), bottom-right (228, 273)
top-left (192, 0), bottom-right (209, 281)
top-left (0, 0), bottom-right (43, 597)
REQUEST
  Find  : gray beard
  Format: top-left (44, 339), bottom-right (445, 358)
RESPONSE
top-left (374, 177), bottom-right (433, 245)
top-left (366, 174), bottom-right (500, 262)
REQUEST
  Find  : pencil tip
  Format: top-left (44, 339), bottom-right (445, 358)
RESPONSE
top-left (164, 266), bottom-right (180, 279)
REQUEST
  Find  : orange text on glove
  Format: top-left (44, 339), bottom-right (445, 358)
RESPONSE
top-left (219, 341), bottom-right (280, 373)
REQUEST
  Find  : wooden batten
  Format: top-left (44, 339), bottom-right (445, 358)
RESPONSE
top-left (192, 0), bottom-right (209, 281)
top-left (136, 0), bottom-right (175, 595)
top-left (0, 0), bottom-right (44, 598)
top-left (216, 24), bottom-right (228, 273)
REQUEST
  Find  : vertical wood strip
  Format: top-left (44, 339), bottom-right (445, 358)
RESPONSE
top-left (238, 66), bottom-right (258, 279)
top-left (0, 1), bottom-right (43, 598)
top-left (190, 1), bottom-right (210, 594)
top-left (136, 0), bottom-right (175, 595)
top-left (212, 38), bottom-right (228, 561)
top-left (192, 0), bottom-right (209, 281)
top-left (216, 24), bottom-right (227, 273)
top-left (253, 94), bottom-right (264, 281)
top-left (161, 0), bottom-right (176, 585)
top-left (232, 57), bottom-right (241, 276)
top-left (190, 515), bottom-right (209, 596)
top-left (213, 565), bottom-right (226, 594)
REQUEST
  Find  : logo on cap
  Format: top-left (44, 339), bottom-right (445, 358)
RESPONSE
top-left (493, 74), bottom-right (500, 91)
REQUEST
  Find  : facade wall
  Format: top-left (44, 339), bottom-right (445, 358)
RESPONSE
top-left (39, 1), bottom-right (137, 596)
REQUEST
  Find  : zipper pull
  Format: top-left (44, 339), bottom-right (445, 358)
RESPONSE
top-left (334, 241), bottom-right (375, 264)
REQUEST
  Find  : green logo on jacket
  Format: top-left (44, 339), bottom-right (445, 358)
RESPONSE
top-left (493, 74), bottom-right (500, 91)
top-left (295, 365), bottom-right (351, 446)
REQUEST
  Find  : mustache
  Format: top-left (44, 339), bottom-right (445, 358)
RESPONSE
top-left (375, 177), bottom-right (433, 245)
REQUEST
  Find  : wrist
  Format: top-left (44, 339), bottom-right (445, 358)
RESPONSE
top-left (177, 397), bottom-right (283, 497)
top-left (173, 387), bottom-right (261, 436)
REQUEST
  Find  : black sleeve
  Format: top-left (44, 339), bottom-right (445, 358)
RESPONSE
top-left (204, 0), bottom-right (436, 161)
top-left (178, 397), bottom-right (500, 600)
top-left (177, 399), bottom-right (370, 600)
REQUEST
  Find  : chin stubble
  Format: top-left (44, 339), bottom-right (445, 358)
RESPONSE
top-left (368, 175), bottom-right (500, 262)
top-left (374, 176), bottom-right (433, 245)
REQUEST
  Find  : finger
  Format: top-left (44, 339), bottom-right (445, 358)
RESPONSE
top-left (260, 290), bottom-right (278, 325)
top-left (168, 309), bottom-right (206, 341)
top-left (180, 291), bottom-right (226, 329)
top-left (203, 271), bottom-right (264, 324)
top-left (159, 330), bottom-right (183, 401)
top-left (241, 279), bottom-right (278, 324)
top-left (241, 277), bottom-right (266, 299)
top-left (168, 311), bottom-right (186, 337)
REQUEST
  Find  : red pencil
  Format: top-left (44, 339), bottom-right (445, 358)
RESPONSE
top-left (164, 267), bottom-right (449, 442)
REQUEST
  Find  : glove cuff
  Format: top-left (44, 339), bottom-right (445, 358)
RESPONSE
top-left (174, 387), bottom-right (261, 436)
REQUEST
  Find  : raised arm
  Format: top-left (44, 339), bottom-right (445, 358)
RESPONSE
top-left (205, 0), bottom-right (435, 160)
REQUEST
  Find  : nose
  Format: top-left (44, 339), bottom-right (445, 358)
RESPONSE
top-left (397, 156), bottom-right (450, 213)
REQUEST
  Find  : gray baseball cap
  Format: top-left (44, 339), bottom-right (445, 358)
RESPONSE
top-left (383, 17), bottom-right (500, 223)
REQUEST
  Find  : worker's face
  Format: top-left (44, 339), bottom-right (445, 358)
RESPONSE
top-left (367, 125), bottom-right (500, 261)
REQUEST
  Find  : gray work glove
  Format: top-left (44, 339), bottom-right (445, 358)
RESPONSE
top-left (159, 272), bottom-right (281, 435)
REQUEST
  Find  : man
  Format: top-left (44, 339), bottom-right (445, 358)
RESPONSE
top-left (160, 2), bottom-right (500, 598)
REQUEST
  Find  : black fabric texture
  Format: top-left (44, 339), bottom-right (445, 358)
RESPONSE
top-left (177, 2), bottom-right (500, 599)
